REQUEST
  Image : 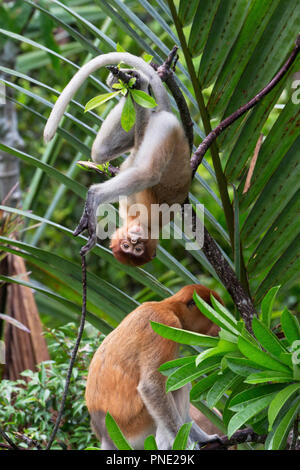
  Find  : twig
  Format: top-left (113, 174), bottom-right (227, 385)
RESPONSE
top-left (106, 65), bottom-right (139, 87)
top-left (0, 429), bottom-right (20, 450)
top-left (243, 134), bottom-right (264, 194)
top-left (201, 427), bottom-right (266, 450)
top-left (190, 34), bottom-right (300, 174)
top-left (46, 254), bottom-right (87, 450)
top-left (151, 61), bottom-right (194, 150)
top-left (15, 432), bottom-right (42, 450)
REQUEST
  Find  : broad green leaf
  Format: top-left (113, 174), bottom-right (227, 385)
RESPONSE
top-left (237, 336), bottom-right (291, 374)
top-left (206, 369), bottom-right (241, 409)
top-left (144, 435), bottom-right (158, 450)
top-left (228, 394), bottom-right (275, 438)
top-left (196, 340), bottom-right (237, 366)
top-left (150, 321), bottom-right (219, 347)
top-left (130, 89), bottom-right (157, 108)
top-left (121, 95), bottom-right (136, 132)
top-left (178, 0), bottom-right (198, 26)
top-left (268, 384), bottom-right (300, 430)
top-left (191, 401), bottom-right (226, 434)
top-left (229, 384), bottom-right (284, 409)
top-left (159, 356), bottom-right (196, 374)
top-left (190, 371), bottom-right (220, 401)
top-left (269, 398), bottom-right (300, 450)
top-left (85, 91), bottom-right (121, 112)
top-left (208, 0), bottom-right (280, 117)
top-left (105, 412), bottom-right (133, 450)
top-left (281, 308), bottom-right (300, 345)
top-left (244, 371), bottom-right (293, 384)
top-left (249, 191), bottom-right (300, 276)
top-left (172, 422), bottom-right (192, 450)
top-left (260, 286), bottom-right (281, 328)
top-left (188, 0), bottom-right (221, 57)
top-left (194, 293), bottom-right (239, 335)
top-left (230, 391), bottom-right (277, 412)
top-left (219, 1), bottom-right (299, 151)
top-left (0, 143), bottom-right (85, 198)
top-left (255, 233), bottom-right (300, 303)
top-left (252, 317), bottom-right (287, 358)
top-left (198, 0), bottom-right (249, 88)
top-left (166, 357), bottom-right (220, 393)
top-left (209, 295), bottom-right (238, 328)
top-left (226, 356), bottom-right (263, 377)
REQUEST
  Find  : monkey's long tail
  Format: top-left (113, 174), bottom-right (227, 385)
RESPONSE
top-left (44, 52), bottom-right (171, 143)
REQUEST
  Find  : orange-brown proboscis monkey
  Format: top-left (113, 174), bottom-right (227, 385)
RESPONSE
top-left (85, 284), bottom-right (222, 450)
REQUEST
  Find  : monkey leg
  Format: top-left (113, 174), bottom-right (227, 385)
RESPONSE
top-left (172, 385), bottom-right (221, 449)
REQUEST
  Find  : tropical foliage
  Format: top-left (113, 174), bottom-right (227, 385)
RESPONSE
top-left (0, 0), bottom-right (299, 450)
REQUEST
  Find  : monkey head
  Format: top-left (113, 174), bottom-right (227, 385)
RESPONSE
top-left (110, 223), bottom-right (158, 266)
top-left (168, 284), bottom-right (222, 336)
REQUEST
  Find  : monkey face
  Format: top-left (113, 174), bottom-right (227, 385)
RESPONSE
top-left (169, 284), bottom-right (222, 336)
top-left (110, 227), bottom-right (158, 266)
top-left (120, 238), bottom-right (145, 257)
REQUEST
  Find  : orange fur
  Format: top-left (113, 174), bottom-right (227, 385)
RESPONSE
top-left (109, 124), bottom-right (191, 267)
top-left (85, 284), bottom-right (221, 441)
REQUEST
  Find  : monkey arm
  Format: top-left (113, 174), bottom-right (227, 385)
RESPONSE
top-left (73, 164), bottom-right (161, 255)
top-left (91, 98), bottom-right (135, 163)
top-left (44, 52), bottom-right (171, 143)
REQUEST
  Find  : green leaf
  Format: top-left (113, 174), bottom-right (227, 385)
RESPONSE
top-left (260, 286), bottom-right (281, 328)
top-left (209, 295), bottom-right (238, 329)
top-left (121, 94), bottom-right (136, 132)
top-left (244, 371), bottom-right (293, 384)
top-left (206, 369), bottom-right (241, 408)
top-left (130, 89), bottom-right (157, 108)
top-left (226, 356), bottom-right (263, 377)
top-left (194, 293), bottom-right (239, 335)
top-left (105, 412), bottom-right (133, 450)
top-left (190, 371), bottom-right (220, 401)
top-left (159, 356), bottom-right (196, 374)
top-left (144, 435), bottom-right (158, 450)
top-left (196, 340), bottom-right (237, 366)
top-left (172, 422), bottom-right (192, 450)
top-left (178, 0), bottom-right (199, 26)
top-left (166, 357), bottom-right (220, 393)
top-left (281, 308), bottom-right (300, 345)
top-left (191, 401), bottom-right (226, 434)
top-left (229, 384), bottom-right (284, 410)
top-left (116, 42), bottom-right (126, 52)
top-left (188, 0), bottom-right (221, 57)
top-left (237, 336), bottom-right (291, 374)
top-left (143, 53), bottom-right (153, 64)
top-left (252, 317), bottom-right (287, 358)
top-left (228, 394), bottom-right (275, 438)
top-left (268, 384), bottom-right (300, 430)
top-left (85, 91), bottom-right (121, 112)
top-left (269, 398), bottom-right (300, 450)
top-left (150, 321), bottom-right (219, 347)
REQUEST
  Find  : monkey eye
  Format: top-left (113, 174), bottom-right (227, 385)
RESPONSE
top-left (187, 299), bottom-right (196, 308)
top-left (122, 242), bottom-right (130, 250)
top-left (134, 245), bottom-right (144, 255)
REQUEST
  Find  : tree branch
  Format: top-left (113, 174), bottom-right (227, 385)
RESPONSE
top-left (190, 34), bottom-right (300, 173)
top-left (201, 428), bottom-right (266, 450)
top-left (46, 254), bottom-right (87, 450)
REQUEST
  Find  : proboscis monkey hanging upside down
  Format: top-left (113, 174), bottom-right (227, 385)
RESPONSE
top-left (85, 284), bottom-right (222, 450)
top-left (43, 52), bottom-right (191, 265)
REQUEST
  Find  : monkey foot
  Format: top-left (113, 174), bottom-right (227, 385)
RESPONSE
top-left (73, 197), bottom-right (98, 255)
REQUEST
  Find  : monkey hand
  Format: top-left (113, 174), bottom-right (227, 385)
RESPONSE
top-left (73, 188), bottom-right (98, 255)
